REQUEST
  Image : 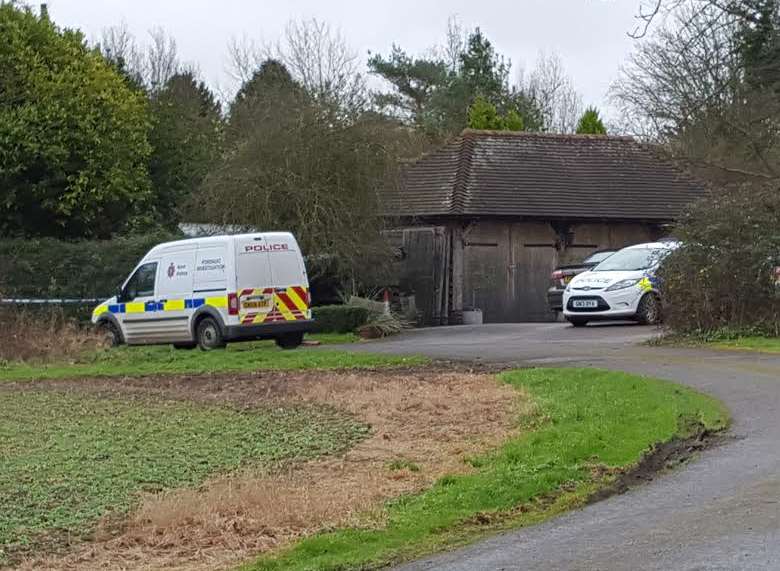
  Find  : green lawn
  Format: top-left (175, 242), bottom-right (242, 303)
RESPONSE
top-left (0, 334), bottom-right (423, 382)
top-left (0, 391), bottom-right (369, 562)
top-left (243, 368), bottom-right (729, 571)
top-left (712, 336), bottom-right (780, 353)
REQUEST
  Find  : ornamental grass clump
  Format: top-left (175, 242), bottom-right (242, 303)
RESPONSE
top-left (0, 305), bottom-right (103, 364)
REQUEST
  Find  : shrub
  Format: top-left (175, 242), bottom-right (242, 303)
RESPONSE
top-left (311, 305), bottom-right (370, 334)
top-left (0, 306), bottom-right (103, 364)
top-left (659, 183), bottom-right (780, 337)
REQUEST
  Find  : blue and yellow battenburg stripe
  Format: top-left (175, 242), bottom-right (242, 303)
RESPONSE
top-left (93, 296), bottom-right (227, 318)
top-left (638, 275), bottom-right (661, 293)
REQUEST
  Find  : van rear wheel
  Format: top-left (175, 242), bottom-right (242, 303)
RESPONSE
top-left (276, 332), bottom-right (304, 350)
top-left (196, 317), bottom-right (226, 351)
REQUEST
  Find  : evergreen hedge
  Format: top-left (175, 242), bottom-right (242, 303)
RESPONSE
top-left (311, 305), bottom-right (370, 333)
top-left (0, 233), bottom-right (178, 299)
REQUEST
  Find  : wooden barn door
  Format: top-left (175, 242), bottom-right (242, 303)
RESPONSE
top-left (509, 223), bottom-right (559, 322)
top-left (396, 227), bottom-right (449, 326)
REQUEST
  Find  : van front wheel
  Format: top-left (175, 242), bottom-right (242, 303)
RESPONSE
top-left (196, 317), bottom-right (226, 351)
top-left (276, 332), bottom-right (304, 350)
top-left (97, 321), bottom-right (122, 347)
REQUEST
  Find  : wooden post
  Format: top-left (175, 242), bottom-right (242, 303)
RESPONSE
top-left (450, 224), bottom-right (464, 324)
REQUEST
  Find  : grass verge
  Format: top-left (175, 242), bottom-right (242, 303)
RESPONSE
top-left (0, 390), bottom-right (368, 562)
top-left (651, 330), bottom-right (780, 354)
top-left (0, 335), bottom-right (423, 382)
top-left (243, 367), bottom-right (729, 571)
top-left (710, 336), bottom-right (780, 353)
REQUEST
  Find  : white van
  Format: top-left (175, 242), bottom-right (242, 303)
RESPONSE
top-left (92, 233), bottom-right (313, 350)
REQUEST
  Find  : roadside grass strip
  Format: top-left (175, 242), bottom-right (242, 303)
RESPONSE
top-left (0, 391), bottom-right (369, 562)
top-left (244, 367), bottom-right (729, 571)
top-left (0, 335), bottom-right (423, 381)
top-left (712, 336), bottom-right (780, 353)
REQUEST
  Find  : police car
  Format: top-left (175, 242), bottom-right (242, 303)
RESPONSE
top-left (563, 241), bottom-right (678, 327)
top-left (92, 232), bottom-right (313, 350)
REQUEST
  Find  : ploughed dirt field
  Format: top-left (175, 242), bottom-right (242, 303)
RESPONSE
top-left (5, 368), bottom-right (524, 571)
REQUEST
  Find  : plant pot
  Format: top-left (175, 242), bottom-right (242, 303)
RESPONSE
top-left (358, 326), bottom-right (383, 339)
top-left (462, 308), bottom-right (483, 325)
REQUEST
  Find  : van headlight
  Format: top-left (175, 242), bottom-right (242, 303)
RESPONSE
top-left (605, 278), bottom-right (641, 292)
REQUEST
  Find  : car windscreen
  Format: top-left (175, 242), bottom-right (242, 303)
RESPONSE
top-left (584, 251), bottom-right (615, 265)
top-left (592, 248), bottom-right (670, 272)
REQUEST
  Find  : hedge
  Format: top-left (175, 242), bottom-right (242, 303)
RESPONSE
top-left (0, 232), bottom-right (179, 299)
top-left (311, 305), bottom-right (370, 333)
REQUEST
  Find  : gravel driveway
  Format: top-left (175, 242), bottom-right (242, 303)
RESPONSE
top-left (347, 323), bottom-right (780, 571)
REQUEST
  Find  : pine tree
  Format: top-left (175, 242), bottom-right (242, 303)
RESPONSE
top-left (575, 107), bottom-right (607, 135)
top-left (468, 97), bottom-right (524, 131)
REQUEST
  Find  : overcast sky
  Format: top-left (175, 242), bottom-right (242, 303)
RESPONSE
top-left (47, 0), bottom-right (643, 120)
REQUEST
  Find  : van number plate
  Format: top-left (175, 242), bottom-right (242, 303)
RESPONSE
top-left (243, 297), bottom-right (272, 309)
top-left (573, 300), bottom-right (598, 309)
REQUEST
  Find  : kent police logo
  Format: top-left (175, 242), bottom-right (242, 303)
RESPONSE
top-left (167, 263), bottom-right (176, 278)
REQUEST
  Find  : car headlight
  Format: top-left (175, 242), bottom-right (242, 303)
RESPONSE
top-left (605, 278), bottom-right (641, 292)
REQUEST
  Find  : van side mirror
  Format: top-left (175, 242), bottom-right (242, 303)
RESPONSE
top-left (116, 285), bottom-right (125, 302)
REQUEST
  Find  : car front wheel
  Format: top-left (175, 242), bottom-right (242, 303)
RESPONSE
top-left (567, 317), bottom-right (589, 328)
top-left (636, 293), bottom-right (662, 325)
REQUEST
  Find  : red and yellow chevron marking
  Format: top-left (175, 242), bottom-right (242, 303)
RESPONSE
top-left (239, 286), bottom-right (310, 326)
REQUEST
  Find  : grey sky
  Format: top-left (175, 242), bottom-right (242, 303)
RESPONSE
top-left (48, 0), bottom-right (642, 120)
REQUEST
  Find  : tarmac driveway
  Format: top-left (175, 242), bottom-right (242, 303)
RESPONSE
top-left (348, 323), bottom-right (780, 570)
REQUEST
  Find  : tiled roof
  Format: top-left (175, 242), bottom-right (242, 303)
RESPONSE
top-left (385, 130), bottom-right (705, 221)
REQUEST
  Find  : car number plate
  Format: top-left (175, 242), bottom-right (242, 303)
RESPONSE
top-left (573, 300), bottom-right (598, 309)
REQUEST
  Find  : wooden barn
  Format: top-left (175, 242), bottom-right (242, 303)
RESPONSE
top-left (384, 130), bottom-right (705, 324)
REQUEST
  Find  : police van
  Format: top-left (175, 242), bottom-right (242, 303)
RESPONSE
top-left (92, 232), bottom-right (313, 350)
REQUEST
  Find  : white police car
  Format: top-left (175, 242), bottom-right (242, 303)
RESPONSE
top-left (563, 241), bottom-right (678, 327)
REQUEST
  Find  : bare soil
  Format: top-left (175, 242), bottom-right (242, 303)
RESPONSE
top-left (586, 421), bottom-right (733, 505)
top-left (10, 368), bottom-right (525, 571)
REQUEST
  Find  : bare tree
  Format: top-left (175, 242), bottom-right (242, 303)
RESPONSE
top-left (98, 25), bottom-right (180, 92)
top-left (614, 1), bottom-right (780, 180)
top-left (226, 35), bottom-right (257, 85)
top-left (629, 0), bottom-right (770, 37)
top-left (440, 15), bottom-right (467, 72)
top-left (146, 27), bottom-right (179, 93)
top-left (520, 52), bottom-right (583, 133)
top-left (228, 19), bottom-right (366, 112)
top-left (98, 23), bottom-right (144, 79)
top-left (630, 0), bottom-right (666, 38)
top-left (615, 3), bottom-right (741, 137)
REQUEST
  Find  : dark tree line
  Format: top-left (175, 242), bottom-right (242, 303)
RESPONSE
top-left (0, 4), bottom-right (604, 284)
